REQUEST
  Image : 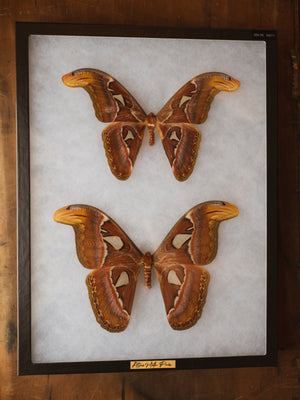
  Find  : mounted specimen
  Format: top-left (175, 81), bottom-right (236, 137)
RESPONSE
top-left (62, 69), bottom-right (240, 181)
top-left (53, 201), bottom-right (239, 331)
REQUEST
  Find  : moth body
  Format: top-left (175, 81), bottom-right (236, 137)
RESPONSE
top-left (141, 251), bottom-right (153, 289)
top-left (144, 112), bottom-right (156, 145)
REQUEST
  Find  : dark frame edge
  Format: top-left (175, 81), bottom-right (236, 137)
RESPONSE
top-left (16, 22), bottom-right (32, 376)
top-left (265, 33), bottom-right (278, 367)
top-left (15, 21), bottom-right (276, 40)
top-left (15, 22), bottom-right (278, 375)
top-left (19, 353), bottom-right (276, 376)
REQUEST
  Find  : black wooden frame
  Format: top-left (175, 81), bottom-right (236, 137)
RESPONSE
top-left (16, 22), bottom-right (277, 375)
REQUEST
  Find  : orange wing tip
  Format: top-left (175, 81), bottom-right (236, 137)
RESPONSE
top-left (53, 206), bottom-right (79, 225)
top-left (61, 72), bottom-right (80, 87)
top-left (62, 70), bottom-right (92, 88)
top-left (53, 208), bottom-right (63, 222)
top-left (207, 73), bottom-right (240, 92)
top-left (222, 76), bottom-right (240, 92)
top-left (228, 203), bottom-right (239, 217)
top-left (205, 202), bottom-right (239, 221)
top-left (53, 205), bottom-right (93, 225)
top-left (62, 73), bottom-right (71, 86)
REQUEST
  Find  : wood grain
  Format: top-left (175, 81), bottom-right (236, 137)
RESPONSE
top-left (0, 0), bottom-right (299, 399)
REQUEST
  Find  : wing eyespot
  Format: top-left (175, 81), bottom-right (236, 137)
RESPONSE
top-left (169, 130), bottom-right (181, 142)
top-left (172, 233), bottom-right (191, 249)
top-left (114, 271), bottom-right (130, 288)
top-left (167, 270), bottom-right (182, 286)
top-left (113, 94), bottom-right (126, 107)
top-left (103, 235), bottom-right (124, 250)
top-left (123, 128), bottom-right (135, 141)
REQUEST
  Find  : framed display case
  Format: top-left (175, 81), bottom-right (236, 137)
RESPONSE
top-left (16, 22), bottom-right (277, 375)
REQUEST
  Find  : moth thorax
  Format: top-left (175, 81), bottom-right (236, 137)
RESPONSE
top-left (142, 252), bottom-right (153, 289)
top-left (145, 113), bottom-right (157, 146)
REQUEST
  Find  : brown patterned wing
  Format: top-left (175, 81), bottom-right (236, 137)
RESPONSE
top-left (102, 122), bottom-right (145, 180)
top-left (53, 204), bottom-right (143, 332)
top-left (157, 72), bottom-right (240, 181)
top-left (153, 201), bottom-right (239, 330)
top-left (157, 123), bottom-right (201, 181)
top-left (62, 69), bottom-right (147, 180)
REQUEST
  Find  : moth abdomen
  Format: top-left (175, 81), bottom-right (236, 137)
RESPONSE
top-left (142, 252), bottom-right (153, 289)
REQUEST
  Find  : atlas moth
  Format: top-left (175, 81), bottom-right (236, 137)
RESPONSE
top-left (62, 69), bottom-right (240, 181)
top-left (53, 201), bottom-right (239, 332)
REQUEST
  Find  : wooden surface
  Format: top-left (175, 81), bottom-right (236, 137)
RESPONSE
top-left (0, 0), bottom-right (299, 399)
